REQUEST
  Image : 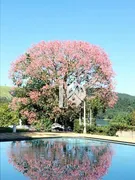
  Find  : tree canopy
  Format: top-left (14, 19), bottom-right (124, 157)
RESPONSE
top-left (9, 41), bottom-right (117, 126)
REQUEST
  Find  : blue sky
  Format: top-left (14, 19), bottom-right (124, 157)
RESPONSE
top-left (1, 0), bottom-right (135, 95)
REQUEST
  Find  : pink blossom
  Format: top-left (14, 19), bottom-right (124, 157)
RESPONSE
top-left (9, 40), bottom-right (118, 121)
top-left (29, 91), bottom-right (40, 103)
top-left (20, 110), bottom-right (37, 123)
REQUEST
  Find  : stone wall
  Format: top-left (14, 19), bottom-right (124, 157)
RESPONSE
top-left (116, 131), bottom-right (135, 139)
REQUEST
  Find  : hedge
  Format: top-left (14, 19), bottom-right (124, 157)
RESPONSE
top-left (73, 120), bottom-right (135, 136)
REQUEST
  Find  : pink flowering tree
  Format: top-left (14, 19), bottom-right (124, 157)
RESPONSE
top-left (9, 41), bottom-right (117, 129)
top-left (8, 139), bottom-right (113, 180)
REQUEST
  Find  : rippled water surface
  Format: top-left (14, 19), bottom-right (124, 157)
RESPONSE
top-left (0, 138), bottom-right (135, 180)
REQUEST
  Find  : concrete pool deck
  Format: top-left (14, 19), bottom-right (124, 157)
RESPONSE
top-left (0, 132), bottom-right (135, 145)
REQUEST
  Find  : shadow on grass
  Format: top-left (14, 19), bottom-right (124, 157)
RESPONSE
top-left (0, 127), bottom-right (62, 142)
top-left (0, 127), bottom-right (13, 133)
top-left (0, 127), bottom-right (34, 142)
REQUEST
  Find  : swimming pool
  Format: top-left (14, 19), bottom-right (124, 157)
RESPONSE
top-left (0, 138), bottom-right (135, 180)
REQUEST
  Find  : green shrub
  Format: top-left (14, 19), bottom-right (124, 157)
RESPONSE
top-left (87, 125), bottom-right (96, 134)
top-left (43, 118), bottom-right (53, 132)
top-left (130, 111), bottom-right (135, 126)
top-left (105, 126), bottom-right (118, 136)
top-left (73, 119), bottom-right (135, 136)
top-left (0, 103), bottom-right (19, 127)
top-left (112, 113), bottom-right (132, 125)
top-left (110, 122), bottom-right (135, 131)
top-left (96, 126), bottom-right (108, 135)
top-left (87, 126), bottom-right (111, 135)
top-left (73, 120), bottom-right (84, 133)
top-left (105, 123), bottom-right (135, 136)
top-left (34, 118), bottom-right (53, 132)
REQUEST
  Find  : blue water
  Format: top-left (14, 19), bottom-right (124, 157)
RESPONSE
top-left (0, 138), bottom-right (135, 180)
top-left (96, 119), bottom-right (109, 126)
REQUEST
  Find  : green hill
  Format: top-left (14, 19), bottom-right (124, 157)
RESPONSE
top-left (118, 93), bottom-right (135, 100)
top-left (104, 93), bottom-right (135, 119)
top-left (0, 86), bottom-right (11, 98)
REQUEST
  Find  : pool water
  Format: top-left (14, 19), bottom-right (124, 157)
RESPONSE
top-left (0, 138), bottom-right (135, 180)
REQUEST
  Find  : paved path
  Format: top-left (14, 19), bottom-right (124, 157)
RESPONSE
top-left (0, 132), bottom-right (135, 144)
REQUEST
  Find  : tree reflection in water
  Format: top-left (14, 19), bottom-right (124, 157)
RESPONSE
top-left (8, 138), bottom-right (113, 180)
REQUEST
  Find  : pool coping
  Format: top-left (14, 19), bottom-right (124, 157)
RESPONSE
top-left (0, 132), bottom-right (135, 145)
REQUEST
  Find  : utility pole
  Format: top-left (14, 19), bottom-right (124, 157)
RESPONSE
top-left (90, 105), bottom-right (92, 126)
top-left (83, 100), bottom-right (86, 133)
top-left (79, 111), bottom-right (82, 126)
